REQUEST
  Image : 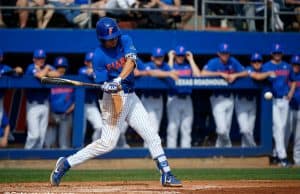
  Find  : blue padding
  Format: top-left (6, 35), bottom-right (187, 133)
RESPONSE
top-left (1, 29), bottom-right (300, 54)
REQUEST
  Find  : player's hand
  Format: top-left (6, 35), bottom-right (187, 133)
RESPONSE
top-left (268, 71), bottom-right (276, 78)
top-left (14, 67), bottom-right (23, 75)
top-left (86, 68), bottom-right (94, 75)
top-left (227, 74), bottom-right (237, 83)
top-left (102, 81), bottom-right (120, 93)
top-left (220, 72), bottom-right (229, 81)
top-left (185, 51), bottom-right (194, 62)
top-left (168, 50), bottom-right (176, 60)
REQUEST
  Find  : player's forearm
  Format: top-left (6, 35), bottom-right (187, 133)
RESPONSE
top-left (0, 126), bottom-right (10, 147)
top-left (148, 70), bottom-right (170, 78)
top-left (287, 81), bottom-right (296, 99)
top-left (250, 72), bottom-right (271, 80)
top-left (233, 71), bottom-right (248, 78)
top-left (119, 58), bottom-right (135, 80)
top-left (189, 61), bottom-right (201, 77)
top-left (201, 70), bottom-right (223, 77)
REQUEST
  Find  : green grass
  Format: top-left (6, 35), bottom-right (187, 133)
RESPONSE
top-left (0, 168), bottom-right (300, 183)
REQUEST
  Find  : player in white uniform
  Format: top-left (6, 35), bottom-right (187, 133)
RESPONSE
top-left (166, 46), bottom-right (201, 148)
top-left (262, 44), bottom-right (295, 167)
top-left (202, 43), bottom-right (248, 148)
top-left (287, 55), bottom-right (300, 165)
top-left (79, 52), bottom-right (103, 141)
top-left (24, 49), bottom-right (57, 149)
top-left (50, 17), bottom-right (181, 187)
top-left (134, 48), bottom-right (178, 147)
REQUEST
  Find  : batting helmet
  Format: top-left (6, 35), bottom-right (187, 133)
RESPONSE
top-left (96, 17), bottom-right (121, 41)
top-left (54, 56), bottom-right (68, 68)
top-left (271, 43), bottom-right (283, 54)
top-left (85, 51), bottom-right (94, 62)
top-left (33, 49), bottom-right (46, 59)
top-left (291, 55), bottom-right (300, 65)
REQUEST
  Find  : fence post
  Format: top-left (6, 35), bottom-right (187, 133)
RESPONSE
top-left (72, 87), bottom-right (85, 148)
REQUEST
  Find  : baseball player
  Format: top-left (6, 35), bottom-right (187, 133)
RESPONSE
top-left (78, 51), bottom-right (103, 141)
top-left (50, 17), bottom-right (181, 187)
top-left (166, 45), bottom-right (200, 148)
top-left (135, 47), bottom-right (178, 147)
top-left (202, 43), bottom-right (248, 148)
top-left (24, 49), bottom-right (57, 149)
top-left (49, 56), bottom-right (75, 149)
top-left (0, 113), bottom-right (10, 148)
top-left (235, 53), bottom-right (271, 147)
top-left (0, 49), bottom-right (23, 124)
top-left (287, 55), bottom-right (300, 165)
top-left (262, 44), bottom-right (294, 167)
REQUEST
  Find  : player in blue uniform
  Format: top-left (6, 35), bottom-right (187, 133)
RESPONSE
top-left (78, 52), bottom-right (103, 142)
top-left (135, 47), bottom-right (178, 147)
top-left (166, 45), bottom-right (200, 148)
top-left (0, 113), bottom-right (10, 148)
top-left (50, 17), bottom-right (181, 187)
top-left (262, 44), bottom-right (295, 167)
top-left (287, 55), bottom-right (300, 166)
top-left (0, 49), bottom-right (23, 129)
top-left (24, 49), bottom-right (57, 149)
top-left (49, 56), bottom-right (75, 149)
top-left (202, 43), bottom-right (248, 148)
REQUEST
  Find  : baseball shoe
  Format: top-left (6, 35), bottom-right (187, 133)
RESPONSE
top-left (278, 158), bottom-right (290, 168)
top-left (269, 156), bottom-right (278, 165)
top-left (50, 157), bottom-right (70, 186)
top-left (161, 172), bottom-right (182, 187)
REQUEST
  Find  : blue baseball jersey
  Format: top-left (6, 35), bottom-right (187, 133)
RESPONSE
top-left (25, 64), bottom-right (54, 103)
top-left (204, 57), bottom-right (245, 96)
top-left (93, 35), bottom-right (137, 92)
top-left (262, 60), bottom-right (292, 98)
top-left (139, 61), bottom-right (171, 97)
top-left (78, 67), bottom-right (98, 103)
top-left (161, 0), bottom-right (174, 5)
top-left (0, 113), bottom-right (9, 138)
top-left (0, 64), bottom-right (13, 99)
top-left (171, 62), bottom-right (193, 95)
top-left (290, 71), bottom-right (300, 110)
top-left (50, 87), bottom-right (75, 114)
top-left (246, 65), bottom-right (261, 74)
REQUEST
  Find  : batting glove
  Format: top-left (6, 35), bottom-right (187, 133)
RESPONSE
top-left (102, 81), bottom-right (119, 93)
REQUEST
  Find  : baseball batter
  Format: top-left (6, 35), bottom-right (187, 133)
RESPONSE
top-left (287, 55), bottom-right (300, 165)
top-left (202, 43), bottom-right (247, 148)
top-left (166, 45), bottom-right (200, 148)
top-left (24, 49), bottom-right (56, 149)
top-left (78, 51), bottom-right (103, 141)
top-left (262, 44), bottom-right (294, 167)
top-left (50, 17), bottom-right (181, 187)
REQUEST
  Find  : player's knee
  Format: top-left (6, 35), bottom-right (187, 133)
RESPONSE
top-left (216, 128), bottom-right (227, 136)
top-left (144, 134), bottom-right (161, 147)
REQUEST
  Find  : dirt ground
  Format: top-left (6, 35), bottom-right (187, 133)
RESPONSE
top-left (1, 180), bottom-right (300, 194)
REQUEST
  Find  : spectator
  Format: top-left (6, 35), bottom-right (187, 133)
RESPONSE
top-left (49, 56), bottom-right (75, 149)
top-left (158, 0), bottom-right (194, 29)
top-left (24, 49), bottom-right (57, 149)
top-left (201, 43), bottom-right (247, 148)
top-left (288, 55), bottom-right (300, 166)
top-left (285, 0), bottom-right (300, 31)
top-left (234, 0), bottom-right (256, 31)
top-left (105, 0), bottom-right (141, 18)
top-left (166, 45), bottom-right (200, 148)
top-left (0, 113), bottom-right (10, 148)
top-left (78, 52), bottom-right (103, 142)
top-left (262, 43), bottom-right (294, 167)
top-left (78, 0), bottom-right (107, 18)
top-left (134, 48), bottom-right (178, 147)
top-left (0, 1), bottom-right (7, 27)
top-left (47, 0), bottom-right (90, 28)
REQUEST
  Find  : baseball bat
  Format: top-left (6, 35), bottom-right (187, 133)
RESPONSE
top-left (41, 77), bottom-right (105, 89)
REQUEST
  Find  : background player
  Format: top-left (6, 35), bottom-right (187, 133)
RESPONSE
top-left (287, 55), bottom-right (300, 166)
top-left (166, 45), bottom-right (200, 148)
top-left (202, 43), bottom-right (247, 148)
top-left (24, 49), bottom-right (57, 149)
top-left (0, 113), bottom-right (10, 148)
top-left (50, 17), bottom-right (181, 187)
top-left (49, 56), bottom-right (75, 149)
top-left (78, 51), bottom-right (103, 142)
top-left (134, 47), bottom-right (178, 147)
top-left (262, 44), bottom-right (294, 167)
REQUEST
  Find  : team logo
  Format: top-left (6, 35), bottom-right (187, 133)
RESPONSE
top-left (180, 46), bottom-right (184, 52)
top-left (276, 44), bottom-right (280, 49)
top-left (108, 27), bottom-right (113, 35)
top-left (157, 48), bottom-right (161, 54)
top-left (223, 44), bottom-right (228, 49)
top-left (58, 58), bottom-right (63, 65)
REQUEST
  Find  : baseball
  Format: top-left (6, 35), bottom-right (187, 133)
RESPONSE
top-left (264, 92), bottom-right (273, 100)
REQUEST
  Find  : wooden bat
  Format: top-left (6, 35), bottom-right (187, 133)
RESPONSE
top-left (41, 77), bottom-right (121, 93)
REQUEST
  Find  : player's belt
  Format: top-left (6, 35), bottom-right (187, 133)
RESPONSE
top-left (176, 94), bottom-right (189, 99)
top-left (28, 99), bottom-right (47, 104)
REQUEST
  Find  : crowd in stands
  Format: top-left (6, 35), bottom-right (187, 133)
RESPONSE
top-left (0, 0), bottom-right (299, 31)
top-left (1, 42), bottom-right (300, 167)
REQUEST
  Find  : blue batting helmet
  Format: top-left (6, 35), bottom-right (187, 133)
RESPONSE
top-left (250, 53), bottom-right (263, 62)
top-left (218, 43), bottom-right (230, 53)
top-left (271, 43), bottom-right (283, 54)
top-left (54, 56), bottom-right (68, 68)
top-left (175, 45), bottom-right (187, 56)
top-left (96, 17), bottom-right (121, 41)
top-left (152, 47), bottom-right (165, 57)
